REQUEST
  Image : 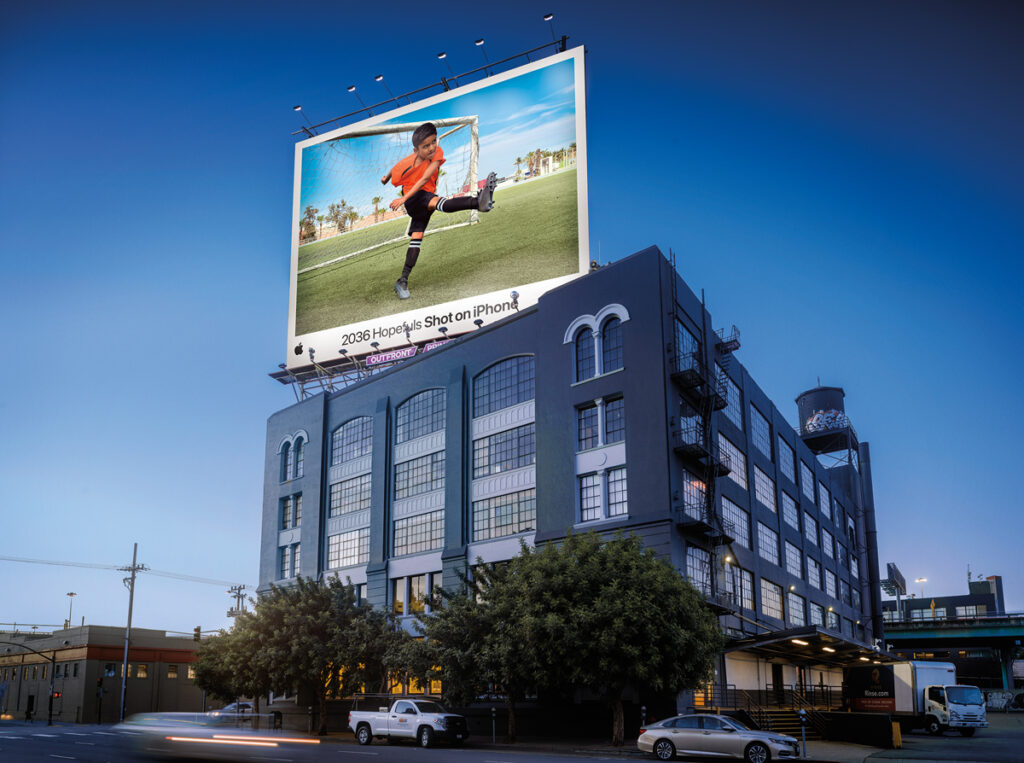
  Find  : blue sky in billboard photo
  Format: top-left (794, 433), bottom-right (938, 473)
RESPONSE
top-left (301, 59), bottom-right (577, 218)
top-left (0, 0), bottom-right (1022, 632)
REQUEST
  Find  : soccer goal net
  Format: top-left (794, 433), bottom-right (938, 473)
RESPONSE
top-left (297, 116), bottom-right (479, 275)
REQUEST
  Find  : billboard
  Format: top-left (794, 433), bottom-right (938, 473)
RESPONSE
top-left (286, 47), bottom-right (589, 369)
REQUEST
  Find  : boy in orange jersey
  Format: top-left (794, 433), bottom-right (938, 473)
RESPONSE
top-left (381, 122), bottom-right (497, 299)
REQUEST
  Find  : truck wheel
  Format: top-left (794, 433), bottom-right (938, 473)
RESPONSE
top-left (959, 728), bottom-right (976, 737)
top-left (418, 726), bottom-right (434, 748)
top-left (653, 738), bottom-right (676, 760)
top-left (356, 724), bottom-right (372, 745)
top-left (925, 716), bottom-right (943, 735)
top-left (744, 741), bottom-right (771, 763)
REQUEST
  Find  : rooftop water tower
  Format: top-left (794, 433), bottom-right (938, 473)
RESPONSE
top-left (795, 385), bottom-right (856, 454)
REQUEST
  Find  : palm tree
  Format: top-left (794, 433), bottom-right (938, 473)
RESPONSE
top-left (524, 151), bottom-right (535, 177)
top-left (348, 210), bottom-right (359, 229)
top-left (371, 196), bottom-right (382, 222)
top-left (514, 156), bottom-right (523, 181)
top-left (316, 215), bottom-right (324, 238)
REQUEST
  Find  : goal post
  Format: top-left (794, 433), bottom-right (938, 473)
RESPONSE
top-left (297, 116), bottom-right (479, 276)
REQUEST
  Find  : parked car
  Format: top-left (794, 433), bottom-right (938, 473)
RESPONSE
top-left (637, 713), bottom-right (799, 762)
top-left (348, 698), bottom-right (468, 747)
top-left (209, 701), bottom-right (253, 716)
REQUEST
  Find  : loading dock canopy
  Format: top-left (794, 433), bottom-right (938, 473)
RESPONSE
top-left (725, 625), bottom-right (899, 667)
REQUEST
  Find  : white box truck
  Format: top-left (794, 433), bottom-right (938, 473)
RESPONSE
top-left (844, 661), bottom-right (987, 736)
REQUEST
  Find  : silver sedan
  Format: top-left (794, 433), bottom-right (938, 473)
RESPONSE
top-left (637, 713), bottom-right (800, 762)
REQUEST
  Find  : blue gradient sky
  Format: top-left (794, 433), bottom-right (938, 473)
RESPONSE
top-left (1, 0), bottom-right (1021, 633)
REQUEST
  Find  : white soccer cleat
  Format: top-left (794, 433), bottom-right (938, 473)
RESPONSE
top-left (394, 278), bottom-right (410, 300)
top-left (477, 172), bottom-right (498, 212)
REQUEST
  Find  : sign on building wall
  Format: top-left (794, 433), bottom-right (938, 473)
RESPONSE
top-left (286, 47), bottom-right (589, 368)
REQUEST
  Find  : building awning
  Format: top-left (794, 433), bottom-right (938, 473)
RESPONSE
top-left (725, 625), bottom-right (898, 668)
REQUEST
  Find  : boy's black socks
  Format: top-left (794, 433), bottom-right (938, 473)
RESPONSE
top-left (401, 239), bottom-right (422, 279)
top-left (435, 195), bottom-right (477, 213)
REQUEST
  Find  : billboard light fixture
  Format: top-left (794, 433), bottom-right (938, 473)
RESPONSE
top-left (436, 52), bottom-right (459, 87)
top-left (347, 85), bottom-right (372, 116)
top-left (473, 319), bottom-right (484, 328)
top-left (475, 38), bottom-right (492, 76)
top-left (373, 74), bottom-right (405, 106)
top-left (370, 341), bottom-right (380, 350)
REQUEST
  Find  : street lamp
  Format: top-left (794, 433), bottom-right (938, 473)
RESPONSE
top-left (66, 592), bottom-right (77, 628)
top-left (3, 639), bottom-right (69, 725)
top-left (915, 577), bottom-right (927, 598)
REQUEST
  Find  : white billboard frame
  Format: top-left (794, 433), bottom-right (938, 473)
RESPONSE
top-left (286, 46), bottom-right (589, 369)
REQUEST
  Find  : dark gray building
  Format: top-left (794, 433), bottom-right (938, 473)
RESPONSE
top-left (260, 246), bottom-right (885, 706)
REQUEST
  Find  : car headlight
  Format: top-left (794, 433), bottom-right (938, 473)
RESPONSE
top-left (769, 736), bottom-right (793, 745)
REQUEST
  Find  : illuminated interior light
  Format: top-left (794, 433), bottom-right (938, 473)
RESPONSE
top-left (822, 646), bottom-right (836, 653)
top-left (791, 639), bottom-right (809, 646)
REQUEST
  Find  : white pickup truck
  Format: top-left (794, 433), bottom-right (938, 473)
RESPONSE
top-left (348, 698), bottom-right (469, 747)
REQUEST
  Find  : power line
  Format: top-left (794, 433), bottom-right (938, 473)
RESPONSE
top-left (0, 554), bottom-right (253, 588)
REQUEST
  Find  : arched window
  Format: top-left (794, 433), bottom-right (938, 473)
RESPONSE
top-left (601, 316), bottom-right (623, 373)
top-left (293, 437), bottom-right (305, 479)
top-left (281, 442), bottom-right (292, 483)
top-left (396, 389), bottom-right (446, 444)
top-left (574, 327), bottom-right (596, 382)
top-left (473, 356), bottom-right (535, 417)
top-left (331, 417), bottom-right (373, 466)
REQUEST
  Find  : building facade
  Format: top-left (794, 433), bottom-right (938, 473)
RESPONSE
top-left (0, 626), bottom-right (203, 723)
top-left (259, 246), bottom-right (885, 704)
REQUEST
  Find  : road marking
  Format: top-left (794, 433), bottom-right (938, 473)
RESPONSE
top-left (67, 732), bottom-right (89, 736)
top-left (95, 731), bottom-right (116, 736)
top-left (49, 756), bottom-right (76, 760)
top-left (33, 733), bottom-right (59, 737)
top-left (336, 753), bottom-right (379, 757)
top-left (75, 742), bottom-right (95, 745)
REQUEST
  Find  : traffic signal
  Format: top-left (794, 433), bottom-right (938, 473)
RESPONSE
top-left (194, 626), bottom-right (201, 642)
top-left (96, 677), bottom-right (102, 687)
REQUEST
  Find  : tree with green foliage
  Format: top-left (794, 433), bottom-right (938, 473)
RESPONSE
top-left (518, 532), bottom-right (724, 746)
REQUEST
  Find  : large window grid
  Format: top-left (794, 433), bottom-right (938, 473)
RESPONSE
top-left (810, 603), bottom-right (825, 626)
top-left (574, 328), bottom-right (596, 381)
top-left (753, 467), bottom-right (776, 512)
top-left (280, 543), bottom-right (299, 579)
top-left (393, 510), bottom-right (445, 556)
top-left (722, 373), bottom-right (744, 430)
top-left (577, 405), bottom-right (599, 450)
top-left (332, 418), bottom-right (373, 465)
top-left (396, 389), bottom-right (446, 444)
top-left (282, 443), bottom-right (293, 483)
top-left (281, 494), bottom-right (301, 530)
top-left (757, 522), bottom-right (779, 566)
top-left (686, 546), bottom-right (712, 597)
top-left (821, 529), bottom-right (834, 558)
top-left (327, 529), bottom-right (369, 568)
top-left (782, 492), bottom-right (799, 531)
top-left (724, 563), bottom-right (754, 610)
top-left (294, 438), bottom-right (304, 478)
top-left (608, 467), bottom-right (628, 516)
top-left (604, 398), bottom-right (625, 444)
top-left (807, 557), bottom-right (821, 589)
top-left (778, 436), bottom-right (796, 482)
top-left (719, 435), bottom-right (747, 489)
top-left (395, 452), bottom-right (445, 499)
top-left (474, 356), bottom-right (535, 417)
top-left (473, 489), bottom-right (536, 541)
top-left (473, 423), bottom-right (536, 478)
top-left (330, 475), bottom-right (372, 516)
top-left (579, 467), bottom-right (628, 522)
top-left (722, 497), bottom-right (750, 548)
top-left (824, 569), bottom-right (837, 599)
top-left (785, 541), bottom-right (802, 578)
top-left (819, 482), bottom-right (832, 520)
top-left (579, 474), bottom-right (602, 522)
top-left (760, 579), bottom-right (783, 620)
top-left (804, 512), bottom-right (818, 545)
top-left (750, 405), bottom-right (772, 459)
top-left (788, 592), bottom-right (806, 626)
top-left (675, 320), bottom-right (700, 374)
top-left (578, 397), bottom-right (625, 451)
top-left (801, 462), bottom-right (815, 502)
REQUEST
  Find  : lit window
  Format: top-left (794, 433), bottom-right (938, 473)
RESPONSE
top-left (574, 327), bottom-right (596, 381)
top-left (188, 665), bottom-right (196, 679)
top-left (757, 523), bottom-right (779, 566)
top-left (327, 529), bottom-right (369, 568)
top-left (396, 389), bottom-right (446, 444)
top-left (760, 578), bottom-right (783, 620)
top-left (782, 492), bottom-right (799, 531)
top-left (409, 575), bottom-right (427, 614)
top-left (474, 424), bottom-right (536, 477)
top-left (167, 665), bottom-right (178, 679)
top-left (753, 467), bottom-right (776, 512)
top-left (392, 578), bottom-right (405, 615)
top-left (601, 317), bottom-right (623, 373)
top-left (750, 405), bottom-right (771, 458)
top-left (474, 356), bottom-right (535, 417)
top-left (135, 664), bottom-right (148, 679)
top-left (331, 417), bottom-right (373, 465)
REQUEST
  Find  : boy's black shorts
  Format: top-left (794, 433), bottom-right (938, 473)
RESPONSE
top-left (404, 190), bottom-right (437, 235)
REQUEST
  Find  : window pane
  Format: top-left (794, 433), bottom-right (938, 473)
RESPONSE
top-left (579, 474), bottom-right (601, 522)
top-left (393, 510), bottom-right (445, 556)
top-left (778, 436), bottom-right (796, 482)
top-left (396, 389), bottom-right (446, 444)
top-left (473, 357), bottom-right (535, 417)
top-left (801, 462), bottom-right (815, 502)
top-left (604, 398), bottom-right (625, 444)
top-left (804, 512), bottom-right (818, 545)
top-left (332, 417), bottom-right (373, 465)
top-left (757, 523), bottom-right (779, 566)
top-left (601, 317), bottom-right (623, 373)
top-left (760, 578), bottom-right (783, 620)
top-left (327, 528), bottom-right (370, 568)
top-left (819, 482), bottom-right (832, 520)
top-left (575, 328), bottom-right (595, 381)
top-left (782, 492), bottom-right (799, 531)
top-left (722, 373), bottom-right (743, 430)
top-left (473, 488), bottom-right (537, 541)
top-left (473, 423), bottom-right (536, 477)
top-left (330, 474), bottom-right (372, 516)
top-left (753, 467), bottom-right (776, 512)
top-left (721, 497), bottom-right (750, 548)
top-left (719, 435), bottom-right (747, 489)
top-left (788, 592), bottom-right (806, 626)
top-left (750, 405), bottom-right (771, 458)
top-left (395, 452), bottom-right (445, 499)
top-left (607, 467), bottom-right (628, 516)
top-left (687, 546), bottom-right (712, 596)
top-left (785, 542), bottom-right (802, 578)
top-left (577, 405), bottom-right (599, 450)
top-left (807, 557), bottom-right (821, 589)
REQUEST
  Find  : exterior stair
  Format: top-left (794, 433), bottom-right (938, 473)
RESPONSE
top-left (758, 708), bottom-right (822, 741)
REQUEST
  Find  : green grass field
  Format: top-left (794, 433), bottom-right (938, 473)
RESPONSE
top-left (295, 169), bottom-right (579, 335)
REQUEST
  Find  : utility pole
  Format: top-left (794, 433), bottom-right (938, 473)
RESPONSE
top-left (227, 585), bottom-right (247, 618)
top-left (118, 544), bottom-right (147, 722)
